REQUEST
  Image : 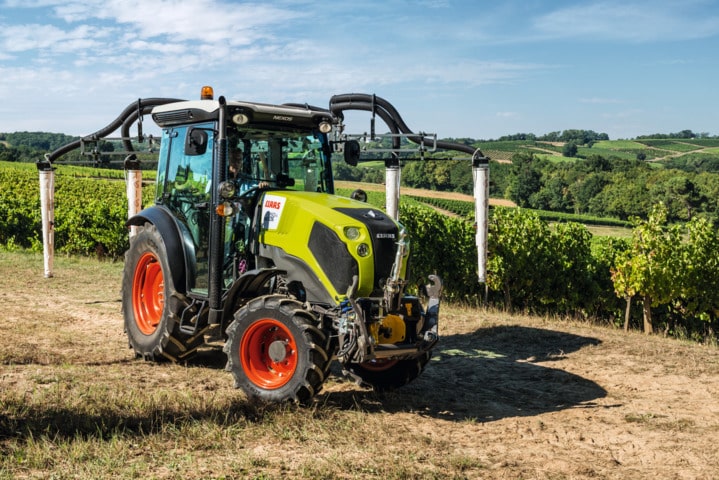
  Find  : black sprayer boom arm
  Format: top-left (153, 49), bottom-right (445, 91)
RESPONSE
top-left (329, 93), bottom-right (488, 165)
top-left (38, 97), bottom-right (183, 170)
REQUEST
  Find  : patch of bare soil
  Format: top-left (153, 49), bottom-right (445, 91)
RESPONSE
top-left (2, 253), bottom-right (718, 479)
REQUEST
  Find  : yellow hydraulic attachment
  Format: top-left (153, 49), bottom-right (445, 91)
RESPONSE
top-left (370, 314), bottom-right (406, 344)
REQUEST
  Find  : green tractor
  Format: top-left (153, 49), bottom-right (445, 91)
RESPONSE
top-left (39, 87), bottom-right (489, 404)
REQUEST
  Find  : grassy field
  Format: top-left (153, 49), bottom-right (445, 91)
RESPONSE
top-left (2, 251), bottom-right (718, 479)
top-left (475, 138), bottom-right (719, 163)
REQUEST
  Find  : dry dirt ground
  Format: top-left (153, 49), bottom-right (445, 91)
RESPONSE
top-left (2, 252), bottom-right (719, 479)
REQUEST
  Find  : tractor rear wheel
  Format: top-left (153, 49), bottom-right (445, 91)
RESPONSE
top-left (224, 295), bottom-right (330, 404)
top-left (122, 223), bottom-right (203, 362)
top-left (344, 351), bottom-right (431, 392)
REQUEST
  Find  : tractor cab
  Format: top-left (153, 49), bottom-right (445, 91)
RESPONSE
top-left (153, 118), bottom-right (335, 296)
top-left (148, 90), bottom-right (339, 301)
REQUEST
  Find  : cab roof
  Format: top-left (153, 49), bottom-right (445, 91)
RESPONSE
top-left (151, 99), bottom-right (336, 133)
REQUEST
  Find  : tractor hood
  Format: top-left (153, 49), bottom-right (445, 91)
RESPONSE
top-left (254, 191), bottom-right (404, 304)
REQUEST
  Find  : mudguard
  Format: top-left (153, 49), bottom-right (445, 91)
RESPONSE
top-left (220, 268), bottom-right (285, 326)
top-left (127, 205), bottom-right (196, 294)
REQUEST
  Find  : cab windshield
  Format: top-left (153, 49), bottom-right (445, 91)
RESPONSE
top-left (227, 131), bottom-right (331, 193)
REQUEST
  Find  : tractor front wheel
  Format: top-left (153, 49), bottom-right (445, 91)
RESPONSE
top-left (224, 295), bottom-right (330, 404)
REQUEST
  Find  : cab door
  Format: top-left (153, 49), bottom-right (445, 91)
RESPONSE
top-left (156, 122), bottom-right (215, 294)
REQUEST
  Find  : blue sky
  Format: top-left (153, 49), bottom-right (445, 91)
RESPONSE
top-left (0, 0), bottom-right (717, 140)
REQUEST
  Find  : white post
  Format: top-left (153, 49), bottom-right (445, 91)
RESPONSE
top-left (126, 169), bottom-right (142, 237)
top-left (385, 165), bottom-right (401, 220)
top-left (473, 161), bottom-right (489, 283)
top-left (39, 168), bottom-right (55, 278)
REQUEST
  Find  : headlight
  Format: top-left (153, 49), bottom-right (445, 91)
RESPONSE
top-left (232, 113), bottom-right (250, 125)
top-left (318, 121), bottom-right (332, 133)
top-left (218, 180), bottom-right (236, 199)
top-left (344, 226), bottom-right (360, 240)
top-left (357, 243), bottom-right (370, 257)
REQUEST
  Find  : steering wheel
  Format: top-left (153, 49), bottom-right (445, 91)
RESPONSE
top-left (238, 185), bottom-right (260, 200)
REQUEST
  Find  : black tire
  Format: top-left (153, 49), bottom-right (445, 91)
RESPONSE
top-left (122, 223), bottom-right (203, 362)
top-left (223, 295), bottom-right (330, 404)
top-left (344, 351), bottom-right (432, 392)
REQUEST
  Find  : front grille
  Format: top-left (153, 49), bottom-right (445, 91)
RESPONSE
top-left (308, 222), bottom-right (358, 295)
top-left (335, 208), bottom-right (399, 296)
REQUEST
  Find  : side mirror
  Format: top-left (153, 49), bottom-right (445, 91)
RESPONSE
top-left (350, 189), bottom-right (367, 202)
top-left (185, 128), bottom-right (208, 156)
top-left (344, 140), bottom-right (361, 166)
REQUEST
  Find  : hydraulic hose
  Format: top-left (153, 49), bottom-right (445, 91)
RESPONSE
top-left (329, 93), bottom-right (487, 161)
top-left (330, 94), bottom-right (402, 152)
top-left (41, 97), bottom-right (183, 166)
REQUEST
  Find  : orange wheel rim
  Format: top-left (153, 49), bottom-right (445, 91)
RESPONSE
top-left (240, 319), bottom-right (297, 389)
top-left (361, 358), bottom-right (398, 372)
top-left (132, 252), bottom-right (164, 335)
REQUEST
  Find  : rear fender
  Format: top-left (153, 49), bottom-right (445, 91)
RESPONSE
top-left (127, 205), bottom-right (196, 293)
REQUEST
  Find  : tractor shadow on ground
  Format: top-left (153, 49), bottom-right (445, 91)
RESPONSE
top-left (0, 326), bottom-right (606, 443)
top-left (320, 324), bottom-right (608, 423)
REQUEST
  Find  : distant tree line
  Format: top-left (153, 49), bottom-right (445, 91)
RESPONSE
top-left (0, 132), bottom-right (80, 163)
top-left (0, 131), bottom-right (79, 151)
top-left (505, 152), bottom-right (719, 223)
top-left (0, 132), bottom-right (136, 166)
top-left (6, 131), bottom-right (719, 224)
top-left (635, 129), bottom-right (715, 140)
top-left (496, 129), bottom-right (610, 145)
top-left (337, 150), bottom-right (719, 224)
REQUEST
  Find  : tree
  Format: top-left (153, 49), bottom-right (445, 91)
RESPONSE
top-left (333, 162), bottom-right (363, 181)
top-left (507, 153), bottom-right (542, 207)
top-left (592, 174), bottom-right (652, 220)
top-left (562, 141), bottom-right (578, 158)
top-left (400, 161), bottom-right (427, 188)
top-left (649, 175), bottom-right (704, 221)
top-left (530, 175), bottom-right (571, 212)
top-left (0, 144), bottom-right (20, 162)
top-left (569, 172), bottom-right (609, 214)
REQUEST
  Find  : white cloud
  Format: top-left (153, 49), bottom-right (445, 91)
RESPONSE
top-left (533, 1), bottom-right (719, 42)
top-left (53, 0), bottom-right (305, 44)
top-left (0, 23), bottom-right (107, 54)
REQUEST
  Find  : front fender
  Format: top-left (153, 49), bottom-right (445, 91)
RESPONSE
top-left (220, 268), bottom-right (284, 328)
top-left (127, 205), bottom-right (196, 293)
